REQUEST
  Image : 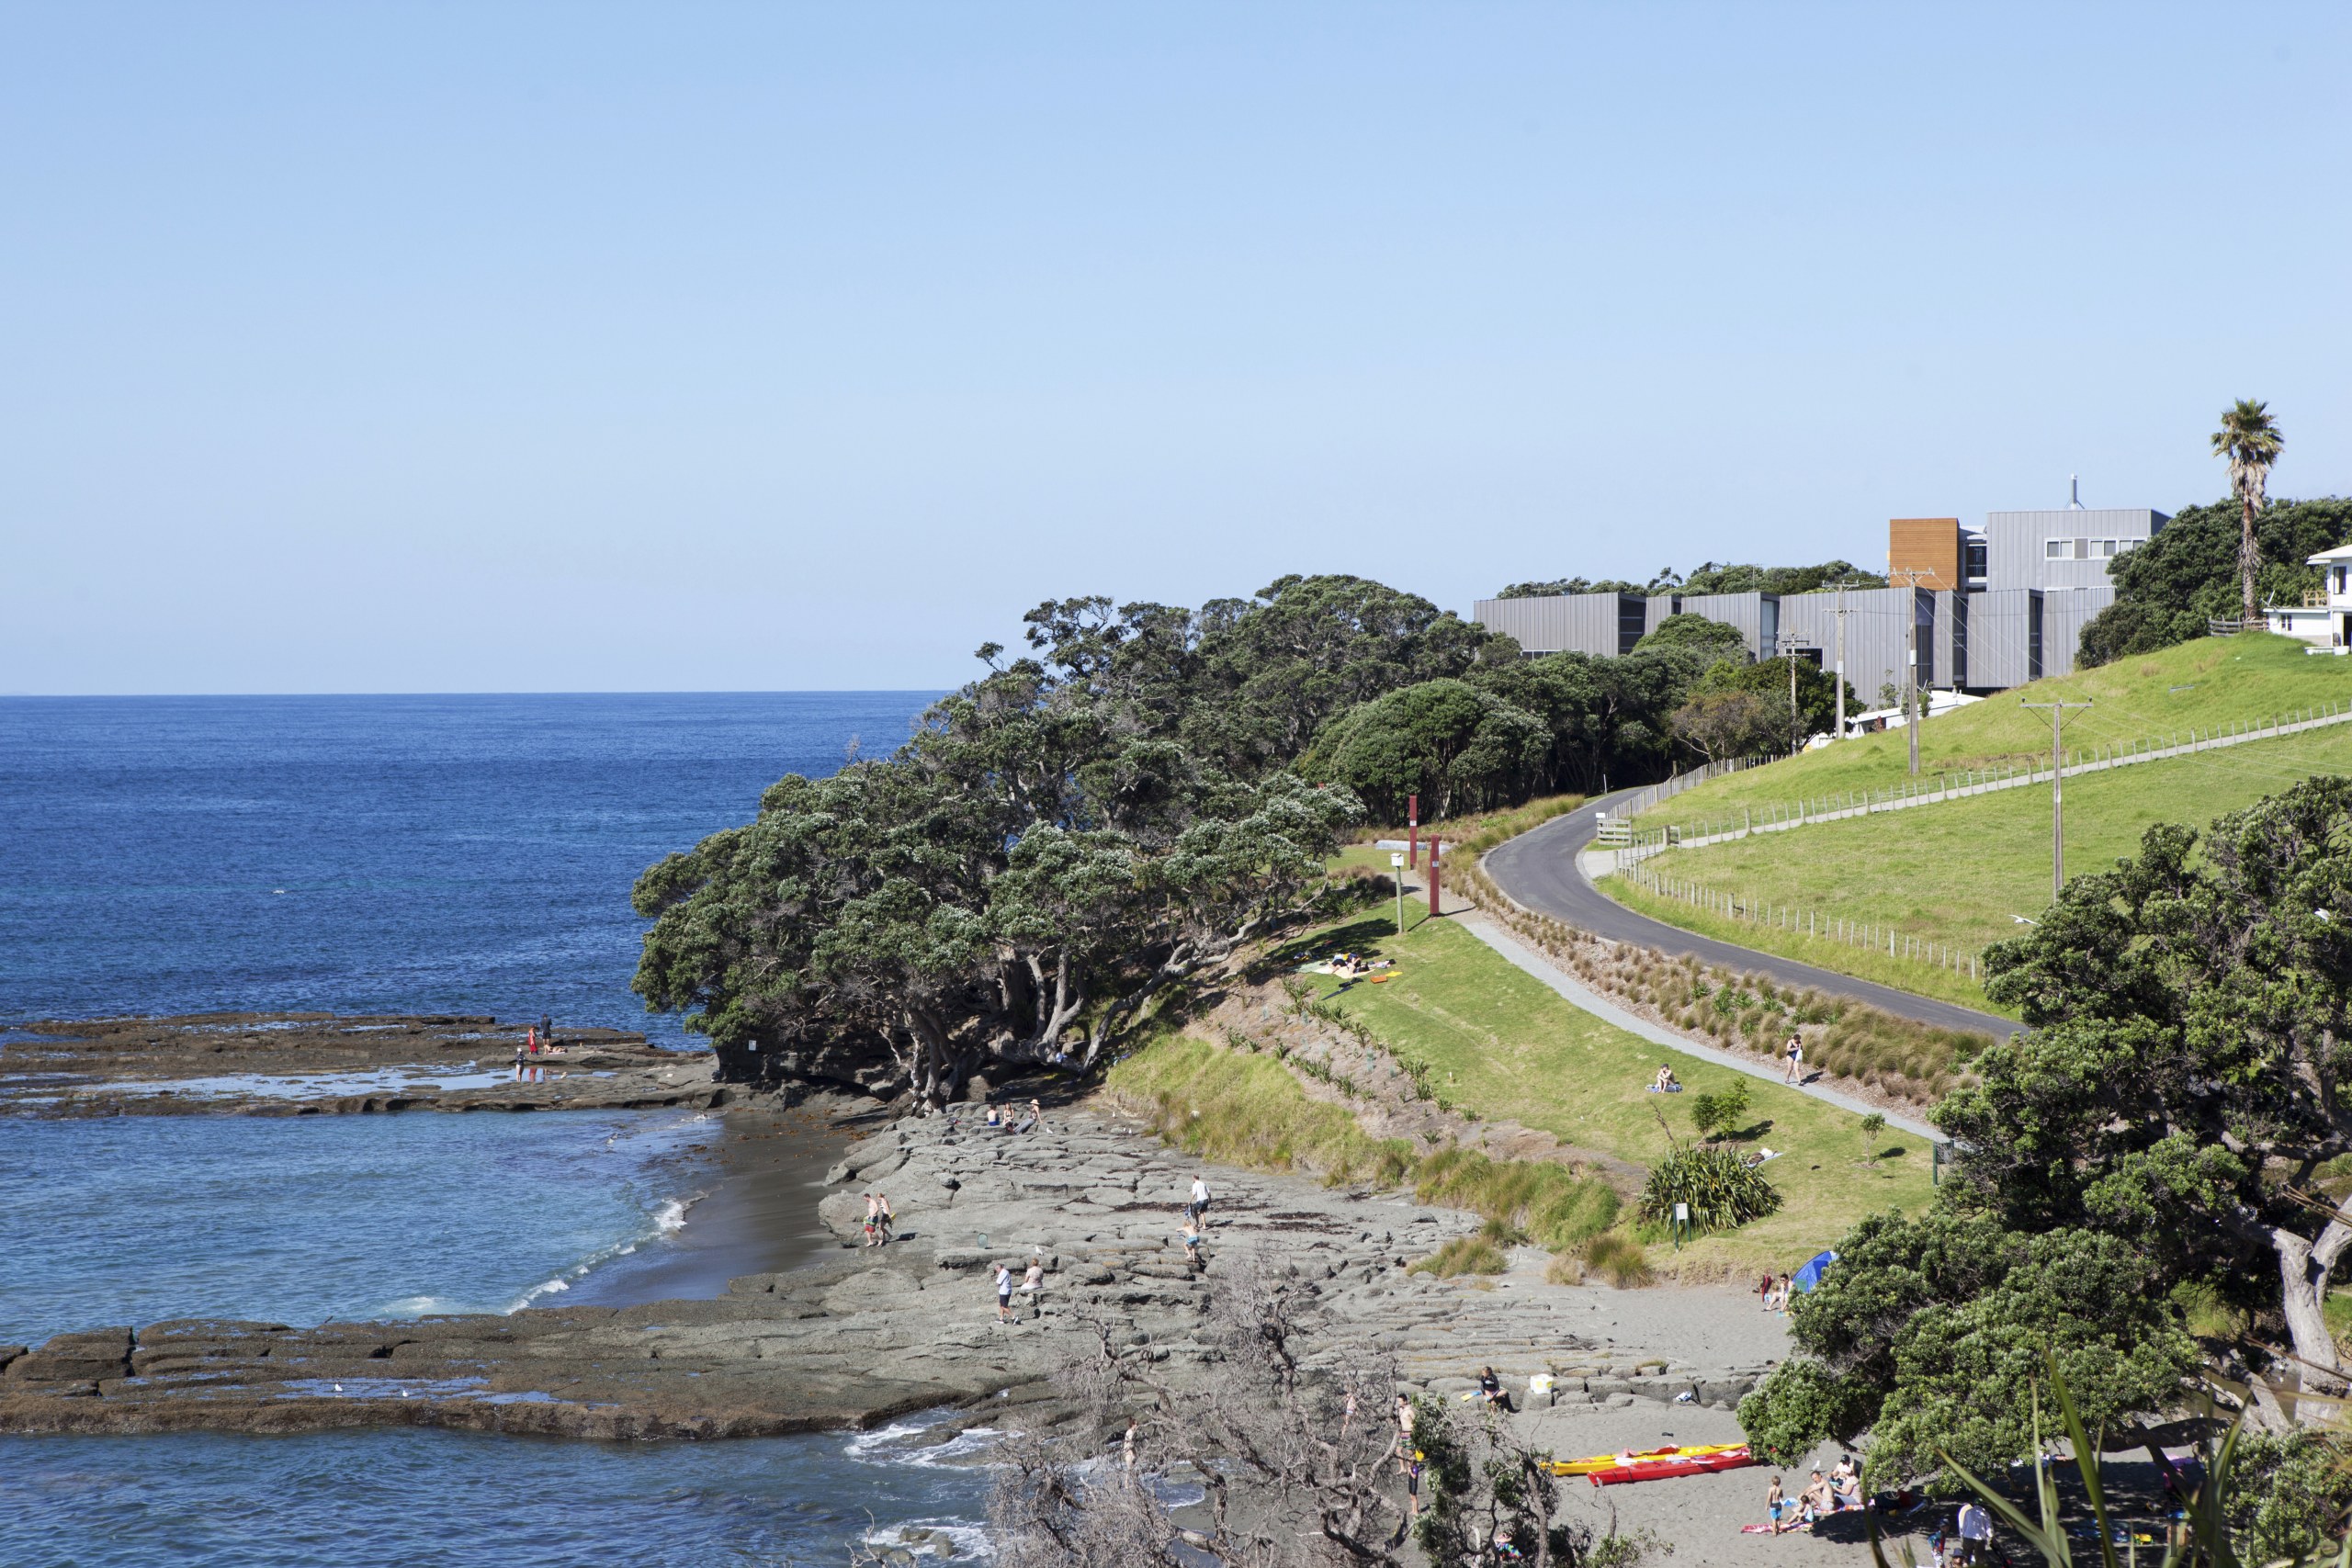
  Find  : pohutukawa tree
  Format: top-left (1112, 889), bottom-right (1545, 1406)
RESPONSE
top-left (2211, 398), bottom-right (2285, 626)
top-left (1949, 775), bottom-right (2352, 1412)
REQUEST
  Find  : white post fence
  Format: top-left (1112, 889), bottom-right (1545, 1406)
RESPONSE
top-left (1631, 696), bottom-right (2352, 849)
top-left (1621, 858), bottom-right (1986, 983)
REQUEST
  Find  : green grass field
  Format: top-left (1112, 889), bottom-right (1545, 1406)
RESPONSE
top-left (1609, 721), bottom-right (2352, 992)
top-left (1297, 914), bottom-right (1931, 1277)
top-left (1634, 634), bottom-right (2352, 832)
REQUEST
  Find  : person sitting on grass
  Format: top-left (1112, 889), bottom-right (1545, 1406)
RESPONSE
top-left (1651, 1065), bottom-right (1680, 1093)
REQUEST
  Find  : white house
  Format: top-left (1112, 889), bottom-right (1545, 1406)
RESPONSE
top-left (2267, 545), bottom-right (2352, 650)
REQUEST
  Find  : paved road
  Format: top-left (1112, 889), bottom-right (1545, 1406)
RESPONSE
top-left (1482, 788), bottom-right (2018, 1040)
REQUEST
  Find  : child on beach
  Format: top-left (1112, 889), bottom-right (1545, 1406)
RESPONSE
top-left (1765, 1476), bottom-right (1787, 1531)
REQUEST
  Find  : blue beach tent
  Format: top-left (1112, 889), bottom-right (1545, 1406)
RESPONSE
top-left (1792, 1250), bottom-right (1838, 1292)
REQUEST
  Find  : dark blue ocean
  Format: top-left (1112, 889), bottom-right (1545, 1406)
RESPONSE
top-left (0, 694), bottom-right (1002, 1568)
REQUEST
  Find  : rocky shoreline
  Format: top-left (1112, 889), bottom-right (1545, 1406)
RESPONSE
top-left (0, 1013), bottom-right (730, 1116)
top-left (2, 1100), bottom-right (1784, 1442)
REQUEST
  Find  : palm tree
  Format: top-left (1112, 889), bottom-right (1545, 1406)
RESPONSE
top-left (2211, 398), bottom-right (2284, 626)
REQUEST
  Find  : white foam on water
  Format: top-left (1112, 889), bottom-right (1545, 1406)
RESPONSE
top-left (511, 1275), bottom-right (571, 1309)
top-left (867, 1518), bottom-right (996, 1560)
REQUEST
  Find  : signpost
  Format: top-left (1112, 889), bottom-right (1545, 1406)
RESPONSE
top-left (1389, 852), bottom-right (1407, 935)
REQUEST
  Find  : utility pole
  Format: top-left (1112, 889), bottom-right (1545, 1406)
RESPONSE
top-left (1833, 587), bottom-right (1848, 742)
top-left (1776, 632), bottom-right (1806, 754)
top-left (2020, 699), bottom-right (2092, 901)
top-left (1889, 570), bottom-right (1932, 775)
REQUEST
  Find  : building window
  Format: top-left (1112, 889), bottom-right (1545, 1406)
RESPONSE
top-left (2091, 538), bottom-right (2120, 558)
top-left (2045, 538), bottom-right (2073, 560)
top-left (1965, 541), bottom-right (1987, 578)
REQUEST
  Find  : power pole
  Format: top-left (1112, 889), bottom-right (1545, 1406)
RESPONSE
top-left (2020, 698), bottom-right (2092, 901)
top-left (1889, 570), bottom-right (1932, 775)
top-left (1833, 587), bottom-right (1848, 742)
top-left (1776, 632), bottom-right (1805, 754)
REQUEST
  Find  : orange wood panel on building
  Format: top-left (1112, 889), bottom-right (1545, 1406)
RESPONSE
top-left (1887, 517), bottom-right (1962, 590)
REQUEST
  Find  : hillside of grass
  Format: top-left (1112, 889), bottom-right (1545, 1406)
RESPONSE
top-left (1633, 634), bottom-right (2352, 830)
top-left (1611, 721), bottom-right (2352, 986)
top-left (1300, 914), bottom-right (1931, 1276)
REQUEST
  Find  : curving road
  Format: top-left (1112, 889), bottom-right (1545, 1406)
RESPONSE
top-left (1482, 788), bottom-right (2018, 1040)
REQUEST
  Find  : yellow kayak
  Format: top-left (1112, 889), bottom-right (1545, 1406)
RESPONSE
top-left (1546, 1444), bottom-right (1746, 1477)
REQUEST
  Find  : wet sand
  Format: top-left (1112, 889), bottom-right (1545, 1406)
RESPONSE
top-left (570, 1110), bottom-right (851, 1309)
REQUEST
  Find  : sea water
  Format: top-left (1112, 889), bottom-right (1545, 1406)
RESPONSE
top-left (0, 694), bottom-right (989, 1567)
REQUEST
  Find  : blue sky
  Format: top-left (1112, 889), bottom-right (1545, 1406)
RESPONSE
top-left (6, 3), bottom-right (2347, 694)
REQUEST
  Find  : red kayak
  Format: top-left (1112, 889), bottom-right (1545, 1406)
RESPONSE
top-left (1588, 1446), bottom-right (1758, 1486)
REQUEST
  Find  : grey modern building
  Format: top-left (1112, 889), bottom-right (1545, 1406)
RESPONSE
top-left (1473, 493), bottom-right (2165, 697)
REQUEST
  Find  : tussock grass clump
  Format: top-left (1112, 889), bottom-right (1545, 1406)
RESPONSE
top-left (1411, 1147), bottom-right (1620, 1254)
top-left (1581, 1231), bottom-right (1655, 1288)
top-left (1105, 1035), bottom-right (1415, 1185)
top-left (1408, 1235), bottom-right (1510, 1277)
top-left (1460, 873), bottom-right (1992, 1105)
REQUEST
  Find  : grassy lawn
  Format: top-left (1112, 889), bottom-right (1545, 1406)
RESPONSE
top-left (1295, 913), bottom-right (1932, 1277)
top-left (1634, 634), bottom-right (2352, 832)
top-left (1621, 723), bottom-right (2352, 975)
top-left (1600, 873), bottom-right (2010, 1016)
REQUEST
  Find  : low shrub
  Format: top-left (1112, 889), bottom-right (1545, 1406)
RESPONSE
top-left (1637, 1146), bottom-right (1782, 1232)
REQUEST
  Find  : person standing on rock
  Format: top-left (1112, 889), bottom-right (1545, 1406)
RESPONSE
top-left (994, 1261), bottom-right (1014, 1324)
top-left (876, 1193), bottom-right (895, 1245)
top-left (539, 1012), bottom-right (552, 1047)
top-left (1020, 1250), bottom-right (1045, 1315)
top-left (1189, 1174), bottom-right (1211, 1224)
top-left (862, 1193), bottom-right (881, 1248)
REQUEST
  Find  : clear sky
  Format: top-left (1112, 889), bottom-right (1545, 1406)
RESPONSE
top-left (6, 3), bottom-right (2347, 694)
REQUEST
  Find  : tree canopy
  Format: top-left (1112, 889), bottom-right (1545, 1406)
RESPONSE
top-left (635, 577), bottom-right (1491, 1104)
top-left (1634, 613), bottom-right (1749, 662)
top-left (1739, 776), bottom-right (2352, 1482)
top-left (2076, 497), bottom-right (2351, 666)
top-left (1493, 560), bottom-right (1886, 599)
top-left (1299, 678), bottom-right (1548, 824)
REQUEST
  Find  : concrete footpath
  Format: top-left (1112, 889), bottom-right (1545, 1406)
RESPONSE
top-left (1458, 912), bottom-right (1941, 1143)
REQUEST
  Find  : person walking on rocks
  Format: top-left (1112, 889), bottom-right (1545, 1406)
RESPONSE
top-left (876, 1192), bottom-right (895, 1245)
top-left (1180, 1214), bottom-right (1204, 1269)
top-left (1781, 1032), bottom-right (1804, 1084)
top-left (994, 1261), bottom-right (1015, 1325)
top-left (1123, 1418), bottom-right (1137, 1472)
top-left (1188, 1174), bottom-right (1212, 1224)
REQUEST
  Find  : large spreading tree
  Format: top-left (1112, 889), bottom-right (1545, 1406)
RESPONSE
top-left (1741, 776), bottom-right (2352, 1476)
